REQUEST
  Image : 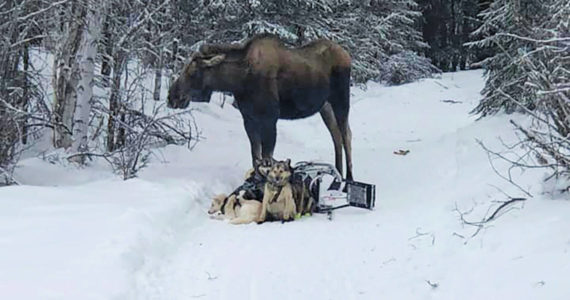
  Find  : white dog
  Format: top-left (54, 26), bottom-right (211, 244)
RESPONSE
top-left (208, 191), bottom-right (262, 225)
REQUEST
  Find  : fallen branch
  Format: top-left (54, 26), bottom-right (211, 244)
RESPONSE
top-left (454, 197), bottom-right (526, 239)
top-left (475, 197), bottom-right (527, 225)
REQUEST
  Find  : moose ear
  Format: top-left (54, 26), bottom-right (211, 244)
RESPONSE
top-left (199, 44), bottom-right (210, 54)
top-left (189, 51), bottom-right (203, 62)
top-left (201, 54), bottom-right (226, 67)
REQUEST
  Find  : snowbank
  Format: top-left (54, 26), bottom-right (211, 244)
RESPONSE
top-left (1, 70), bottom-right (568, 299)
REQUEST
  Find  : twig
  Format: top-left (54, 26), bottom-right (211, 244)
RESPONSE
top-left (425, 280), bottom-right (439, 289)
top-left (205, 272), bottom-right (217, 281)
top-left (408, 227), bottom-right (436, 245)
top-left (454, 198), bottom-right (526, 239)
top-left (482, 198), bottom-right (526, 224)
top-left (477, 139), bottom-right (535, 198)
top-left (452, 232), bottom-right (465, 239)
top-left (441, 99), bottom-right (462, 104)
top-left (511, 120), bottom-right (570, 172)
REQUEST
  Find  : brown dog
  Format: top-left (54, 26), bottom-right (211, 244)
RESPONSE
top-left (290, 174), bottom-right (315, 217)
top-left (257, 159), bottom-right (297, 223)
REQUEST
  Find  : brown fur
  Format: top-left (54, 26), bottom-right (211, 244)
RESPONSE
top-left (291, 177), bottom-right (314, 216)
top-left (168, 34), bottom-right (354, 181)
top-left (257, 159), bottom-right (297, 223)
top-left (200, 35), bottom-right (351, 85)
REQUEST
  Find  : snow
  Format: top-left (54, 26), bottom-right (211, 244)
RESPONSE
top-left (1, 70), bottom-right (569, 299)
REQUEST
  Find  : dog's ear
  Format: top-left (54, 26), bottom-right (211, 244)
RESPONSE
top-left (285, 158), bottom-right (291, 168)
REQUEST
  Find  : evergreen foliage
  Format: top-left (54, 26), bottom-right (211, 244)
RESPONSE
top-left (471, 0), bottom-right (570, 181)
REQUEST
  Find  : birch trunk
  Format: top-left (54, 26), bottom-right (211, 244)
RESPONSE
top-left (71, 5), bottom-right (100, 159)
top-left (52, 2), bottom-right (85, 149)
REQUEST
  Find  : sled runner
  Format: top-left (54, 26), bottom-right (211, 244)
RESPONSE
top-left (292, 161), bottom-right (376, 220)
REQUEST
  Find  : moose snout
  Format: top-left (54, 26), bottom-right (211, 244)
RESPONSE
top-left (167, 89), bottom-right (178, 108)
top-left (167, 80), bottom-right (183, 108)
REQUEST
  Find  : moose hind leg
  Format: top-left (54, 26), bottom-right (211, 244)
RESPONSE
top-left (341, 122), bottom-right (353, 181)
top-left (330, 69), bottom-right (353, 181)
top-left (320, 102), bottom-right (343, 176)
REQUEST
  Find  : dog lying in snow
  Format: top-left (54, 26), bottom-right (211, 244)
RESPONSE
top-left (208, 192), bottom-right (262, 225)
top-left (207, 158), bottom-right (273, 225)
top-left (257, 159), bottom-right (298, 223)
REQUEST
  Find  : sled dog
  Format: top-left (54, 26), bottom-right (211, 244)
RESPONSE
top-left (208, 192), bottom-right (262, 225)
top-left (207, 159), bottom-right (273, 225)
top-left (291, 172), bottom-right (315, 217)
top-left (257, 159), bottom-right (297, 223)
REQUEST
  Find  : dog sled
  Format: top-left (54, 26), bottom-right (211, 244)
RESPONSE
top-left (292, 161), bottom-right (376, 220)
top-left (211, 160), bottom-right (376, 223)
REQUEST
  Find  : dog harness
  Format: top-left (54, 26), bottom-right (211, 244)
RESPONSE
top-left (220, 171), bottom-right (267, 214)
top-left (220, 194), bottom-right (242, 215)
top-left (268, 185), bottom-right (284, 203)
top-left (228, 172), bottom-right (265, 201)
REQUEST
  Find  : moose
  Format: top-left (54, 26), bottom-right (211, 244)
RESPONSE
top-left (167, 34), bottom-right (353, 180)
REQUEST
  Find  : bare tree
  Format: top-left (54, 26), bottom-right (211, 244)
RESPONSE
top-left (70, 1), bottom-right (102, 163)
top-left (102, 0), bottom-right (171, 152)
top-left (0, 0), bottom-right (64, 184)
top-left (51, 0), bottom-right (88, 149)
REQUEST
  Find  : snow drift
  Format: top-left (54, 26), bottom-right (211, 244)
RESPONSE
top-left (1, 70), bottom-right (568, 300)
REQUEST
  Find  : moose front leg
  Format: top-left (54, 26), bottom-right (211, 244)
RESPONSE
top-left (243, 117), bottom-right (261, 167)
top-left (260, 117), bottom-right (277, 160)
top-left (256, 79), bottom-right (280, 161)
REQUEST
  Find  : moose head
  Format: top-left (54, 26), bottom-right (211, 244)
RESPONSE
top-left (167, 50), bottom-right (226, 108)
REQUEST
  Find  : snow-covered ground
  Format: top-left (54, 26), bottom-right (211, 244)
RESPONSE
top-left (1, 70), bottom-right (569, 299)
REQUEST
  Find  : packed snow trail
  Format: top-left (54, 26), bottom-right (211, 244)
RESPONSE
top-left (1, 70), bottom-right (569, 299)
top-left (129, 70), bottom-right (570, 299)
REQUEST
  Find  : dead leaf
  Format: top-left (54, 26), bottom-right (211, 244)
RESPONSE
top-left (393, 149), bottom-right (410, 156)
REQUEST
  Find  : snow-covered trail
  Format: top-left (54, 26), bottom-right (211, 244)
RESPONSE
top-left (129, 70), bottom-right (569, 299)
top-left (1, 70), bottom-right (569, 299)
